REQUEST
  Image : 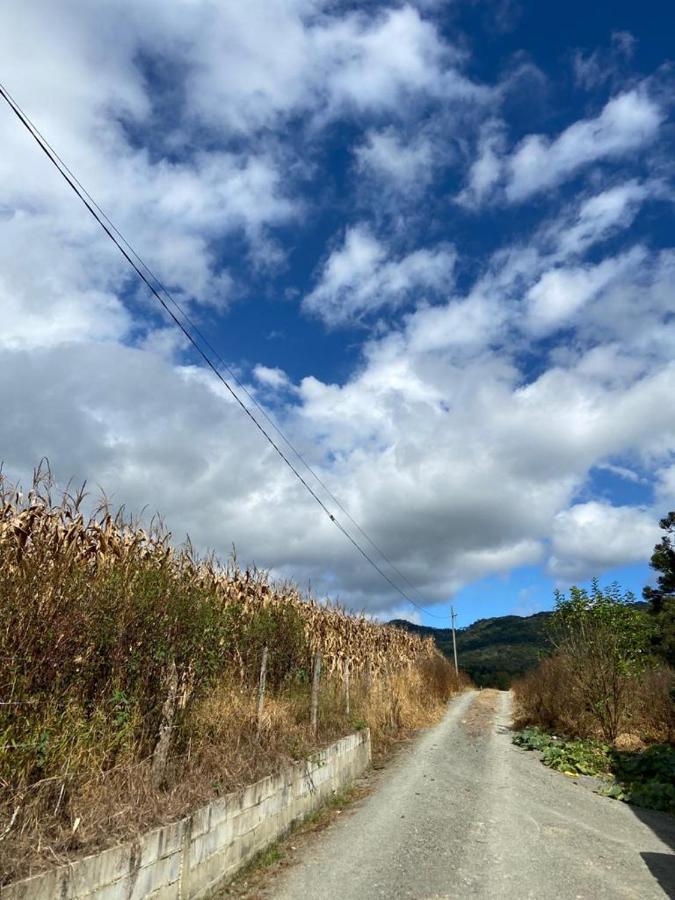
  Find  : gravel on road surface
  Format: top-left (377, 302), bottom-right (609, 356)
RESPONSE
top-left (264, 690), bottom-right (674, 900)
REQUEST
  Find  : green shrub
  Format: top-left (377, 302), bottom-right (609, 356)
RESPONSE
top-left (548, 580), bottom-right (656, 741)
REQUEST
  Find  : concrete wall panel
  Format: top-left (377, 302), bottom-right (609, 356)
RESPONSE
top-left (1, 729), bottom-right (371, 900)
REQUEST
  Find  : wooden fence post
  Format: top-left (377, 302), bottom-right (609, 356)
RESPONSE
top-left (310, 650), bottom-right (322, 737)
top-left (256, 646), bottom-right (269, 740)
top-left (151, 660), bottom-right (178, 789)
top-left (344, 660), bottom-right (350, 718)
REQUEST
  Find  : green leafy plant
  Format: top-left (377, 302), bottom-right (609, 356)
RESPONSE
top-left (513, 728), bottom-right (675, 814)
top-left (513, 727), bottom-right (611, 776)
top-left (608, 744), bottom-right (675, 813)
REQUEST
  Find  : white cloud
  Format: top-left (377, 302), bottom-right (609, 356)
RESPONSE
top-left (405, 293), bottom-right (503, 354)
top-left (0, 15), bottom-right (300, 339)
top-left (3, 276), bottom-right (675, 614)
top-left (548, 502), bottom-right (660, 581)
top-left (304, 226), bottom-right (455, 325)
top-left (457, 540), bottom-right (544, 579)
top-left (575, 249), bottom-right (675, 360)
top-left (314, 5), bottom-right (456, 114)
top-left (457, 120), bottom-right (504, 207)
top-left (655, 465), bottom-right (675, 508)
top-left (525, 248), bottom-right (645, 336)
top-left (0, 212), bottom-right (132, 351)
top-left (253, 365), bottom-right (292, 391)
top-left (355, 128), bottom-right (435, 192)
top-left (506, 90), bottom-right (663, 202)
top-left (550, 180), bottom-right (652, 256)
top-left (1, 0), bottom-right (674, 619)
top-left (573, 31), bottom-right (636, 90)
top-left (163, 2), bottom-right (483, 131)
top-left (0, 0), bottom-right (484, 339)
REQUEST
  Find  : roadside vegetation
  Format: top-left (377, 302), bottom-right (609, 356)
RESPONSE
top-left (0, 465), bottom-right (467, 884)
top-left (513, 728), bottom-right (675, 814)
top-left (513, 512), bottom-right (675, 813)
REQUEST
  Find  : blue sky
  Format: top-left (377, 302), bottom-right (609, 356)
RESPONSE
top-left (1, 0), bottom-right (674, 627)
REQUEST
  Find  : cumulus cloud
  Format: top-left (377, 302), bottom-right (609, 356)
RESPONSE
top-left (1, 0), bottom-right (674, 619)
top-left (548, 502), bottom-right (660, 581)
top-left (0, 213), bottom-right (132, 351)
top-left (505, 90), bottom-right (663, 202)
top-left (404, 293), bottom-right (503, 354)
top-left (0, 8), bottom-right (303, 349)
top-left (457, 91), bottom-right (664, 212)
top-left (655, 466), bottom-right (675, 508)
top-left (525, 248), bottom-right (645, 336)
top-left (303, 226), bottom-right (456, 325)
top-left (574, 249), bottom-right (675, 360)
top-left (4, 316), bottom-right (675, 613)
top-left (161, 1), bottom-right (483, 131)
top-left (253, 365), bottom-right (293, 391)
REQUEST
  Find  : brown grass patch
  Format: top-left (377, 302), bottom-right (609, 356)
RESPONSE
top-left (461, 689), bottom-right (500, 738)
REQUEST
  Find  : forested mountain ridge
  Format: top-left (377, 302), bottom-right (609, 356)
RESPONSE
top-left (391, 603), bottom-right (650, 688)
top-left (390, 612), bottom-right (552, 688)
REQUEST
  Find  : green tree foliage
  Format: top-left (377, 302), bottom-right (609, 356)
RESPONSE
top-left (549, 580), bottom-right (656, 741)
top-left (643, 511), bottom-right (675, 666)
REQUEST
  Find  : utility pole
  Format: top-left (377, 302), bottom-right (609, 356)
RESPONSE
top-left (450, 606), bottom-right (459, 674)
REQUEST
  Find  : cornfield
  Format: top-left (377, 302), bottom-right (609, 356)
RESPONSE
top-left (0, 465), bottom-right (463, 882)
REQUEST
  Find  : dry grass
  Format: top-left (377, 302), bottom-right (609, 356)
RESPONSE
top-left (512, 653), bottom-right (674, 744)
top-left (0, 465), bottom-right (465, 883)
top-left (626, 666), bottom-right (675, 743)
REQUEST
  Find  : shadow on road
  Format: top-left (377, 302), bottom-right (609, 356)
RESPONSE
top-left (629, 804), bottom-right (675, 897)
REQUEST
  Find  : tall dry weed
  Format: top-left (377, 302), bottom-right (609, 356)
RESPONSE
top-left (626, 667), bottom-right (675, 743)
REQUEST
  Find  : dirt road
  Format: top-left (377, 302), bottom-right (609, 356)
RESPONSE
top-left (267, 691), bottom-right (674, 899)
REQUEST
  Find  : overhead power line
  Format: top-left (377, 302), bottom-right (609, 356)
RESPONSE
top-left (0, 91), bottom-right (428, 610)
top-left (0, 82), bottom-right (446, 620)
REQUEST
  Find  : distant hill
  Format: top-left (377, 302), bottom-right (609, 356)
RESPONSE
top-left (391, 602), bottom-right (649, 688)
top-left (390, 612), bottom-right (552, 688)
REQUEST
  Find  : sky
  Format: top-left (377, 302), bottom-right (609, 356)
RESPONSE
top-left (1, 0), bottom-right (674, 628)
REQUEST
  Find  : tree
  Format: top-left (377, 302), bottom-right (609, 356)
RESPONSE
top-left (643, 511), bottom-right (675, 667)
top-left (549, 580), bottom-right (655, 741)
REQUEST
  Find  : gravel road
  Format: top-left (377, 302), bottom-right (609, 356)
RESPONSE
top-left (268, 690), bottom-right (674, 900)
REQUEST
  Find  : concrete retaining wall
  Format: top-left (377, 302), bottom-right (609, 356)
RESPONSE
top-left (1, 729), bottom-right (371, 900)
